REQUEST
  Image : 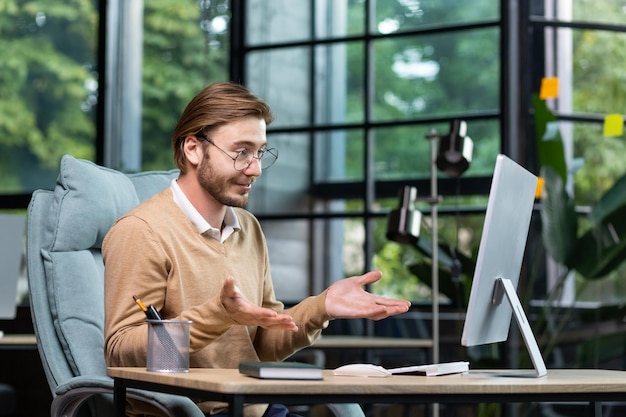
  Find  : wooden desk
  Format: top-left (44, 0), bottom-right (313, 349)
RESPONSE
top-left (108, 367), bottom-right (626, 417)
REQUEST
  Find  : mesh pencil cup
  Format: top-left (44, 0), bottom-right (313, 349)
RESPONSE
top-left (146, 319), bottom-right (192, 373)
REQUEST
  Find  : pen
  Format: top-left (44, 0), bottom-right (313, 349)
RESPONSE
top-left (133, 295), bottom-right (184, 370)
top-left (133, 295), bottom-right (162, 320)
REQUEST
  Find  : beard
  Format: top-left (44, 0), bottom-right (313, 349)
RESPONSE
top-left (196, 154), bottom-right (251, 208)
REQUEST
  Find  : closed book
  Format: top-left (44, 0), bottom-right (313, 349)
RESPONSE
top-left (239, 361), bottom-right (323, 380)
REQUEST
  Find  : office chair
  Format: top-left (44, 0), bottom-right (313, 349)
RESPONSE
top-left (26, 154), bottom-right (363, 417)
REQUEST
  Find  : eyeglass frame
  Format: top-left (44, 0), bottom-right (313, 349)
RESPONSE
top-left (194, 133), bottom-right (278, 171)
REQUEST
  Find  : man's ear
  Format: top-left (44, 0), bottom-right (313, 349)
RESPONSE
top-left (183, 135), bottom-right (204, 167)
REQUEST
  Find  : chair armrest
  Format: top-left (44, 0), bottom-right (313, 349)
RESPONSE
top-left (52, 375), bottom-right (204, 417)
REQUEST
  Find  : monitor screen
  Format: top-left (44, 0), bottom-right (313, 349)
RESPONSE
top-left (0, 214), bottom-right (25, 321)
top-left (460, 155), bottom-right (543, 375)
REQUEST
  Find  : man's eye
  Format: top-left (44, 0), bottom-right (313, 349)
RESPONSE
top-left (238, 149), bottom-right (251, 157)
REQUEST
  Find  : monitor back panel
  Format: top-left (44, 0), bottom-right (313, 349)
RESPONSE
top-left (461, 155), bottom-right (538, 346)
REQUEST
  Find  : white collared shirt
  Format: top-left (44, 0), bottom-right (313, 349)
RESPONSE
top-left (170, 179), bottom-right (240, 242)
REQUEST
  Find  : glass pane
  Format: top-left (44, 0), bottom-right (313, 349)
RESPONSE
top-left (341, 217), bottom-right (366, 277)
top-left (315, 0), bottom-right (365, 39)
top-left (262, 218), bottom-right (312, 303)
top-left (374, 125), bottom-right (432, 180)
top-left (373, 0), bottom-right (499, 34)
top-left (0, 2), bottom-right (99, 194)
top-left (141, 0), bottom-right (230, 171)
top-left (314, 128), bottom-right (364, 183)
top-left (532, 0), bottom-right (626, 26)
top-left (315, 42), bottom-right (365, 125)
top-left (246, 0), bottom-right (312, 46)
top-left (372, 28), bottom-right (500, 121)
top-left (573, 0), bottom-right (626, 24)
top-left (247, 48), bottom-right (311, 129)
top-left (571, 28), bottom-right (626, 114)
top-left (373, 119), bottom-right (500, 181)
top-left (247, 133), bottom-right (311, 215)
top-left (373, 203), bottom-right (490, 304)
top-left (571, 121), bottom-right (626, 206)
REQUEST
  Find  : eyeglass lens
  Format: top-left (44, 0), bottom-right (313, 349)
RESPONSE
top-left (234, 148), bottom-right (278, 170)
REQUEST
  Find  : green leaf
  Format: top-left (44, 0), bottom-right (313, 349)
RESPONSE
top-left (532, 94), bottom-right (568, 182)
top-left (571, 207), bottom-right (626, 279)
top-left (540, 166), bottom-right (578, 264)
top-left (589, 172), bottom-right (626, 224)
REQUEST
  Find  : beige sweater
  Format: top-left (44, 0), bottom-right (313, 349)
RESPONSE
top-left (103, 188), bottom-right (331, 416)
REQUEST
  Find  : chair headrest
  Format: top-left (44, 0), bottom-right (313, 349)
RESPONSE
top-left (46, 155), bottom-right (179, 251)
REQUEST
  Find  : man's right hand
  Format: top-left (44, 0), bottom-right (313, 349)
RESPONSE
top-left (220, 276), bottom-right (299, 332)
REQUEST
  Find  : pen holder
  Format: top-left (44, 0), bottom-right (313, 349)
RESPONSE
top-left (146, 319), bottom-right (192, 373)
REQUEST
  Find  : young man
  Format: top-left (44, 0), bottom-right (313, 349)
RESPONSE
top-left (103, 82), bottom-right (410, 417)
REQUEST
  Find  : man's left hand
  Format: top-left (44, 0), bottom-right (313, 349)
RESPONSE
top-left (324, 271), bottom-right (411, 321)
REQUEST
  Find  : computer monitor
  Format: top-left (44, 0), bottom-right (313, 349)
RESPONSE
top-left (0, 214), bottom-right (25, 326)
top-left (460, 154), bottom-right (546, 377)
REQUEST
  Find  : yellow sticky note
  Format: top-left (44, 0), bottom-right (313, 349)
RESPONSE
top-left (539, 77), bottom-right (559, 100)
top-left (535, 177), bottom-right (544, 199)
top-left (603, 114), bottom-right (624, 137)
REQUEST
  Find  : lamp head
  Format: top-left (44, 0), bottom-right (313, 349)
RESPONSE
top-left (436, 120), bottom-right (473, 177)
top-left (386, 186), bottom-right (421, 246)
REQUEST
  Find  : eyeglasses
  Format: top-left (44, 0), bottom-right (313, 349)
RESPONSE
top-left (196, 134), bottom-right (278, 171)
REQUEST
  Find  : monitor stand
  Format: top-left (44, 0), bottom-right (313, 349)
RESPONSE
top-left (492, 277), bottom-right (547, 377)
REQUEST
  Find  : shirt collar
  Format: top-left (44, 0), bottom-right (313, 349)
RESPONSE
top-left (170, 179), bottom-right (240, 240)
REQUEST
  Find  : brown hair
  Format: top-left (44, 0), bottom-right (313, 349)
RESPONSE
top-left (171, 82), bottom-right (274, 172)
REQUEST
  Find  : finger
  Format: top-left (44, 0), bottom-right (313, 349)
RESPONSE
top-left (222, 276), bottom-right (236, 294)
top-left (261, 320), bottom-right (299, 331)
top-left (377, 303), bottom-right (412, 319)
top-left (374, 297), bottom-right (412, 308)
top-left (258, 315), bottom-right (299, 332)
top-left (223, 277), bottom-right (246, 301)
top-left (358, 270), bottom-right (383, 285)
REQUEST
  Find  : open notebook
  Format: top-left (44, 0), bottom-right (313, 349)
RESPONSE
top-left (0, 214), bottom-right (25, 337)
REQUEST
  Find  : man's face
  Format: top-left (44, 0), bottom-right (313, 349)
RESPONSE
top-left (196, 116), bottom-right (267, 208)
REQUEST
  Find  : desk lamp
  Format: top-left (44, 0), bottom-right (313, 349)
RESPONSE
top-left (435, 120), bottom-right (473, 178)
top-left (386, 120), bottom-right (473, 365)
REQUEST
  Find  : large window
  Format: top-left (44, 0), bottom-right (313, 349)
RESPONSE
top-left (238, 0), bottom-right (505, 307)
top-left (2, 0), bottom-right (625, 327)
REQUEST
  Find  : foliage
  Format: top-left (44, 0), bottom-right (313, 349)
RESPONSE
top-left (141, 0), bottom-right (230, 171)
top-left (0, 0), bottom-right (97, 191)
top-left (570, 0), bottom-right (626, 206)
top-left (535, 97), bottom-right (626, 281)
top-left (0, 0), bottom-right (230, 192)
